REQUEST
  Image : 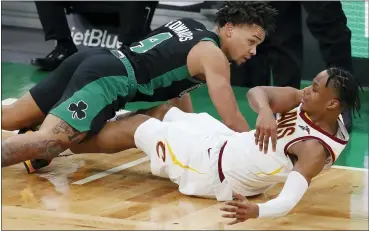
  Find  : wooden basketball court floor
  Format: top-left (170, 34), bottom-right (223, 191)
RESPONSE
top-left (1, 129), bottom-right (368, 230)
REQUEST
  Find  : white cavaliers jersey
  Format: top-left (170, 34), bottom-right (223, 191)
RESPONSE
top-left (220, 104), bottom-right (349, 196)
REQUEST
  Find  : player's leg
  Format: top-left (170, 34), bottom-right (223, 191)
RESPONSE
top-left (22, 49), bottom-right (136, 172)
top-left (2, 93), bottom-right (45, 131)
top-left (2, 114), bottom-right (87, 167)
top-left (69, 104), bottom-right (183, 156)
top-left (133, 113), bottom-right (219, 196)
top-left (72, 109), bottom-right (228, 199)
top-left (70, 114), bottom-right (150, 154)
top-left (70, 104), bottom-right (171, 154)
top-left (113, 103), bottom-right (173, 122)
top-left (72, 103), bottom-right (231, 155)
top-left (113, 101), bottom-right (193, 123)
top-left (161, 104), bottom-right (235, 136)
top-left (74, 104), bottom-right (231, 199)
top-left (1, 49), bottom-right (99, 131)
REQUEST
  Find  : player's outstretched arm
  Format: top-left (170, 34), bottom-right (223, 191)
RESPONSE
top-left (187, 41), bottom-right (249, 132)
top-left (247, 86), bottom-right (304, 114)
top-left (220, 139), bottom-right (327, 225)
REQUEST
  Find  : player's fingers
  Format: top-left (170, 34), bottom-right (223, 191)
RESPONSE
top-left (254, 129), bottom-right (260, 145)
top-left (222, 213), bottom-right (246, 219)
top-left (227, 218), bottom-right (240, 225)
top-left (222, 213), bottom-right (237, 218)
top-left (271, 130), bottom-right (277, 152)
top-left (220, 207), bottom-right (238, 213)
top-left (226, 201), bottom-right (249, 209)
top-left (263, 130), bottom-right (270, 154)
top-left (258, 131), bottom-right (265, 151)
top-left (227, 220), bottom-right (239, 226)
top-left (228, 218), bottom-right (246, 225)
top-left (234, 193), bottom-right (246, 201)
top-left (225, 201), bottom-right (241, 207)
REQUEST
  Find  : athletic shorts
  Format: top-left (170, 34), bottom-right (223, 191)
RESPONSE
top-left (30, 48), bottom-right (137, 137)
top-left (134, 107), bottom-right (235, 201)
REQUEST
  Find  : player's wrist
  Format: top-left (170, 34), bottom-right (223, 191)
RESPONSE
top-left (258, 105), bottom-right (273, 114)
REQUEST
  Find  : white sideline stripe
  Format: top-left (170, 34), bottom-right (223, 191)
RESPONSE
top-left (72, 156), bottom-right (150, 185)
top-left (1, 98), bottom-right (18, 105)
top-left (332, 165), bottom-right (368, 172)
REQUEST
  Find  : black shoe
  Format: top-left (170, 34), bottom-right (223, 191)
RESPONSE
top-left (18, 128), bottom-right (51, 174)
top-left (342, 109), bottom-right (352, 133)
top-left (23, 159), bottom-right (51, 174)
top-left (31, 43), bottom-right (77, 71)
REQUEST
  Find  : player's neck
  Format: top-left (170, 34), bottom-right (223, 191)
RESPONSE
top-left (308, 112), bottom-right (340, 135)
top-left (211, 27), bottom-right (220, 36)
top-left (212, 26), bottom-right (228, 57)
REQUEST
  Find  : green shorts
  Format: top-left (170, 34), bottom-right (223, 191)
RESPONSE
top-left (47, 48), bottom-right (137, 136)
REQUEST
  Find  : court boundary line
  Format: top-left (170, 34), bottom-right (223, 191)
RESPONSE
top-left (72, 156), bottom-right (150, 185)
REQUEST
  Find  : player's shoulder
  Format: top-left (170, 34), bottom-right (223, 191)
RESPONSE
top-left (289, 138), bottom-right (327, 160)
top-left (190, 39), bottom-right (224, 62)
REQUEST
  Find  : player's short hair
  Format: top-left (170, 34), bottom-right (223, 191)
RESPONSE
top-left (325, 67), bottom-right (362, 117)
top-left (214, 1), bottom-right (278, 35)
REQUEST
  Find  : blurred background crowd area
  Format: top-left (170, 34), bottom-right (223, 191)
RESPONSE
top-left (2, 1), bottom-right (368, 88)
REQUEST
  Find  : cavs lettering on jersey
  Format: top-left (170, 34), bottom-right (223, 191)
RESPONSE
top-left (114, 18), bottom-right (220, 102)
top-left (219, 104), bottom-right (349, 196)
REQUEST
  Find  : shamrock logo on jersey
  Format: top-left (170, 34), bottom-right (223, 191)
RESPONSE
top-left (68, 101), bottom-right (88, 120)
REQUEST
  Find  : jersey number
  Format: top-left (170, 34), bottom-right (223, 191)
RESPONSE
top-left (130, 32), bottom-right (173, 53)
top-left (156, 141), bottom-right (166, 162)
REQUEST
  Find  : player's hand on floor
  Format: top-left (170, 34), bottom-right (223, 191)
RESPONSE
top-left (254, 107), bottom-right (277, 153)
top-left (220, 193), bottom-right (259, 225)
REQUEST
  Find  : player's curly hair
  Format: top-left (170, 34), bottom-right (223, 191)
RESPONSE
top-left (326, 67), bottom-right (362, 117)
top-left (214, 1), bottom-right (278, 34)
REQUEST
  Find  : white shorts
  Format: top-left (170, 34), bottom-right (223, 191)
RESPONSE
top-left (134, 107), bottom-right (234, 201)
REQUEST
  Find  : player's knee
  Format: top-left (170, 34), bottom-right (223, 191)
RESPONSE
top-left (156, 104), bottom-right (174, 120)
top-left (2, 105), bottom-right (24, 131)
top-left (160, 103), bottom-right (174, 112)
top-left (36, 123), bottom-right (85, 157)
top-left (69, 145), bottom-right (85, 154)
top-left (38, 131), bottom-right (69, 158)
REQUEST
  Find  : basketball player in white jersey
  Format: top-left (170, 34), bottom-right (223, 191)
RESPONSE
top-left (47, 67), bottom-right (364, 223)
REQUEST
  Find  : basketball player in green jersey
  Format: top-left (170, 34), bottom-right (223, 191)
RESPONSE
top-left (1, 2), bottom-right (277, 171)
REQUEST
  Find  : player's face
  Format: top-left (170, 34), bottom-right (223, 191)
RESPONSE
top-left (225, 23), bottom-right (265, 66)
top-left (301, 70), bottom-right (340, 115)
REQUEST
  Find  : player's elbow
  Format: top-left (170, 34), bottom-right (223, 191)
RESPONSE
top-left (223, 116), bottom-right (239, 128)
top-left (279, 198), bottom-right (297, 216)
top-left (223, 120), bottom-right (236, 130)
top-left (279, 198), bottom-right (296, 217)
top-left (208, 77), bottom-right (230, 93)
top-left (273, 205), bottom-right (294, 218)
top-left (246, 86), bottom-right (262, 96)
